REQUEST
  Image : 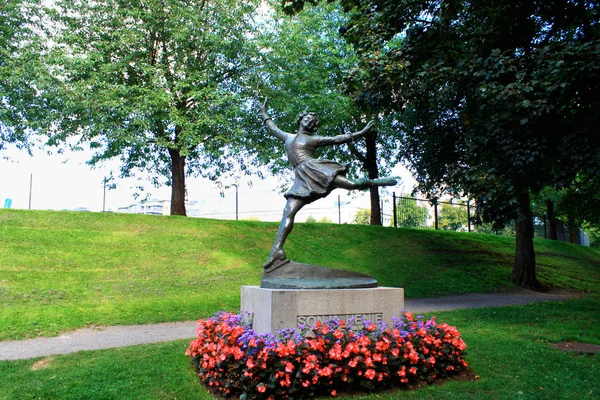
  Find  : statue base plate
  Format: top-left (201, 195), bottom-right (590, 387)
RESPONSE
top-left (241, 285), bottom-right (405, 334)
top-left (260, 260), bottom-right (378, 289)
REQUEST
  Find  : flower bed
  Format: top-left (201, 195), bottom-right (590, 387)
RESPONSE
top-left (186, 311), bottom-right (468, 399)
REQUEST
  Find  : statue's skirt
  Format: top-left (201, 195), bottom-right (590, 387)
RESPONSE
top-left (285, 159), bottom-right (347, 201)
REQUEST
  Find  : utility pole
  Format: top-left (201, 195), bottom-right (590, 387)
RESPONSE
top-left (28, 174), bottom-right (33, 210)
top-left (232, 184), bottom-right (238, 220)
top-left (338, 195), bottom-right (341, 224)
top-left (102, 177), bottom-right (107, 212)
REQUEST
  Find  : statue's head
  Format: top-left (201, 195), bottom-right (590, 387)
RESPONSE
top-left (297, 111), bottom-right (320, 133)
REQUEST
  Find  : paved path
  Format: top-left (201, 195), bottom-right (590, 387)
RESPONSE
top-left (0, 290), bottom-right (577, 361)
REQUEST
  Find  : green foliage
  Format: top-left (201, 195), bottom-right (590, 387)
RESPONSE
top-left (352, 208), bottom-right (370, 225)
top-left (556, 174), bottom-right (600, 228)
top-left (326, 0), bottom-right (600, 229)
top-left (287, 0), bottom-right (600, 287)
top-left (583, 223), bottom-right (600, 249)
top-left (304, 215), bottom-right (316, 223)
top-left (304, 215), bottom-right (334, 223)
top-left (531, 175), bottom-right (600, 241)
top-left (393, 197), bottom-right (429, 228)
top-left (439, 203), bottom-right (469, 231)
top-left (0, 0), bottom-right (45, 152)
top-left (475, 222), bottom-right (516, 237)
top-left (38, 0), bottom-right (261, 214)
top-left (252, 3), bottom-right (401, 223)
top-left (250, 3), bottom-right (357, 176)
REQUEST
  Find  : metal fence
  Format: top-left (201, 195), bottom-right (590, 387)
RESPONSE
top-left (13, 177), bottom-right (587, 246)
top-left (388, 195), bottom-right (590, 246)
top-left (388, 195), bottom-right (474, 231)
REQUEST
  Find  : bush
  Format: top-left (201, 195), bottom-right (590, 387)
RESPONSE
top-left (186, 311), bottom-right (468, 399)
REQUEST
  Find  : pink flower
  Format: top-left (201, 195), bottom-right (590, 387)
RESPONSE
top-left (365, 369), bottom-right (376, 380)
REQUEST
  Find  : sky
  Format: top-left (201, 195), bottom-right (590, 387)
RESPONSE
top-left (0, 144), bottom-right (417, 222)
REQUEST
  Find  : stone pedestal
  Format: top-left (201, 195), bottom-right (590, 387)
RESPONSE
top-left (241, 286), bottom-right (404, 334)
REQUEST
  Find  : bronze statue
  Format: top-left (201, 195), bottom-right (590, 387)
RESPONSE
top-left (260, 99), bottom-right (397, 276)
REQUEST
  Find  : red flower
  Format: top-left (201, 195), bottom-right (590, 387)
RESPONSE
top-left (285, 362), bottom-right (294, 373)
top-left (398, 366), bottom-right (406, 377)
top-left (187, 311), bottom-right (468, 398)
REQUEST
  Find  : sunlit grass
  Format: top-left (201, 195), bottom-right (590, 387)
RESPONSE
top-left (1, 209), bottom-right (598, 340)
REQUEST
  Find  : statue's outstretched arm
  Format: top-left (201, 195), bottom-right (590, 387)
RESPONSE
top-left (314, 121), bottom-right (375, 147)
top-left (260, 98), bottom-right (291, 142)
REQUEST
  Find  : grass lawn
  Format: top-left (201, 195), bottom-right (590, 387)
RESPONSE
top-left (0, 209), bottom-right (599, 399)
top-left (1, 297), bottom-right (598, 399)
top-left (1, 209), bottom-right (598, 341)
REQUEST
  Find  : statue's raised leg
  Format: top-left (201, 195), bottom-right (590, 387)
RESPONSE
top-left (333, 175), bottom-right (397, 190)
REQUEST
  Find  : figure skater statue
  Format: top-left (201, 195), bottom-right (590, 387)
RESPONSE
top-left (260, 99), bottom-right (397, 273)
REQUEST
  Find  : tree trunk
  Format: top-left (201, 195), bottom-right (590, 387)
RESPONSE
top-left (365, 133), bottom-right (382, 225)
top-left (567, 213), bottom-right (577, 243)
top-left (168, 148), bottom-right (187, 216)
top-left (369, 188), bottom-right (381, 225)
top-left (545, 199), bottom-right (557, 240)
top-left (513, 188), bottom-right (540, 289)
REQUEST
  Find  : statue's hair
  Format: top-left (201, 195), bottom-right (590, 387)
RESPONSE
top-left (296, 111), bottom-right (320, 130)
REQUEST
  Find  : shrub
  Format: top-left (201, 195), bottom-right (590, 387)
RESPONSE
top-left (186, 311), bottom-right (468, 399)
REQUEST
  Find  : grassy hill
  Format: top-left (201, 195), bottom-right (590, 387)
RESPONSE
top-left (1, 209), bottom-right (598, 341)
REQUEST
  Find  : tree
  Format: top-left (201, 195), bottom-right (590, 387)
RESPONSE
top-left (393, 197), bottom-right (429, 228)
top-left (286, 0), bottom-right (600, 289)
top-left (254, 3), bottom-right (400, 225)
top-left (439, 203), bottom-right (468, 231)
top-left (352, 208), bottom-right (370, 225)
top-left (40, 0), bottom-right (260, 215)
top-left (583, 223), bottom-right (599, 249)
top-left (531, 187), bottom-right (563, 240)
top-left (0, 0), bottom-right (45, 152)
top-left (532, 175), bottom-right (600, 243)
top-left (555, 174), bottom-right (600, 243)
